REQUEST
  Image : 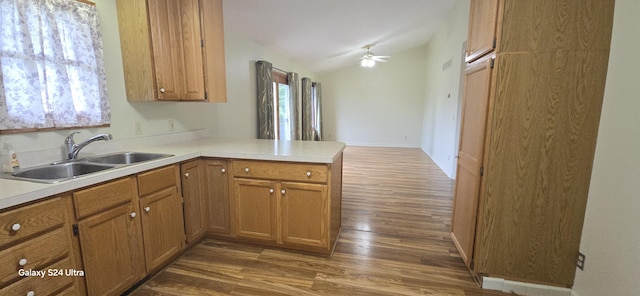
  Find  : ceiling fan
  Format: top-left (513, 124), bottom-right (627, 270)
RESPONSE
top-left (360, 46), bottom-right (390, 68)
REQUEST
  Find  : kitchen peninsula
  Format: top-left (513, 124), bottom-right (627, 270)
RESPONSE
top-left (0, 137), bottom-right (344, 295)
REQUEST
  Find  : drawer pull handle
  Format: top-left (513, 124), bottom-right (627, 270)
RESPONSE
top-left (160, 87), bottom-right (165, 93)
top-left (11, 223), bottom-right (21, 231)
top-left (130, 212), bottom-right (137, 218)
top-left (281, 189), bottom-right (286, 194)
top-left (144, 206), bottom-right (151, 212)
top-left (306, 171), bottom-right (312, 177)
top-left (244, 167), bottom-right (250, 173)
top-left (19, 258), bottom-right (28, 266)
top-left (221, 168), bottom-right (226, 173)
top-left (27, 291), bottom-right (35, 296)
top-left (184, 172), bottom-right (189, 178)
top-left (269, 188), bottom-right (274, 193)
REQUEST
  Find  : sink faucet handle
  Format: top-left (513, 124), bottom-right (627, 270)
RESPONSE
top-left (65, 132), bottom-right (80, 144)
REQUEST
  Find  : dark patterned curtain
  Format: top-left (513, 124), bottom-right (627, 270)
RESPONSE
top-left (256, 61), bottom-right (274, 139)
top-left (302, 78), bottom-right (323, 141)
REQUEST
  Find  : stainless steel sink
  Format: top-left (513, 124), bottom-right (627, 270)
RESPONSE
top-left (8, 162), bottom-right (116, 183)
top-left (84, 152), bottom-right (173, 165)
top-left (3, 152), bottom-right (174, 183)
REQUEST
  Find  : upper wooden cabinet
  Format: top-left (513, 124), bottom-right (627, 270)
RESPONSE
top-left (116, 0), bottom-right (227, 102)
top-left (465, 0), bottom-right (499, 63)
top-left (452, 0), bottom-right (615, 287)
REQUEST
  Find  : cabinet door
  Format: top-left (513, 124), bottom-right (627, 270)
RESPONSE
top-left (78, 203), bottom-right (145, 296)
top-left (140, 187), bottom-right (185, 271)
top-left (181, 160), bottom-right (207, 243)
top-left (148, 0), bottom-right (205, 101)
top-left (466, 0), bottom-right (499, 62)
top-left (451, 57), bottom-right (494, 268)
top-left (234, 179), bottom-right (277, 242)
top-left (204, 159), bottom-right (231, 234)
top-left (281, 182), bottom-right (329, 248)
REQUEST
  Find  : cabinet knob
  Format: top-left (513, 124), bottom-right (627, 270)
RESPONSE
top-left (221, 168), bottom-right (226, 173)
top-left (27, 291), bottom-right (35, 296)
top-left (144, 207), bottom-right (151, 212)
top-left (19, 258), bottom-right (28, 266)
top-left (11, 223), bottom-right (21, 231)
top-left (130, 212), bottom-right (136, 218)
top-left (244, 167), bottom-right (250, 173)
top-left (160, 87), bottom-right (165, 93)
top-left (269, 188), bottom-right (274, 193)
top-left (281, 189), bottom-right (286, 194)
top-left (184, 172), bottom-right (189, 178)
top-left (306, 171), bottom-right (312, 177)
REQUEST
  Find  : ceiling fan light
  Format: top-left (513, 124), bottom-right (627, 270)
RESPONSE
top-left (361, 59), bottom-right (375, 68)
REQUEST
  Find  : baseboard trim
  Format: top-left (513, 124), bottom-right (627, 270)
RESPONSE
top-left (482, 277), bottom-right (572, 296)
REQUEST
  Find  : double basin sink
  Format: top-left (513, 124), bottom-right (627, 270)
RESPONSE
top-left (5, 152), bottom-right (173, 183)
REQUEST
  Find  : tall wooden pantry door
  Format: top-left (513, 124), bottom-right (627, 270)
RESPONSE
top-left (450, 56), bottom-right (494, 267)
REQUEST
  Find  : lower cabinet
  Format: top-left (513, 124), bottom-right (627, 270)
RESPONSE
top-left (0, 196), bottom-right (83, 295)
top-left (137, 165), bottom-right (185, 272)
top-left (204, 159), bottom-right (231, 234)
top-left (234, 178), bottom-right (278, 242)
top-left (74, 177), bottom-right (145, 296)
top-left (181, 160), bottom-right (208, 243)
top-left (231, 158), bottom-right (342, 254)
top-left (77, 202), bottom-right (145, 296)
top-left (74, 165), bottom-right (185, 295)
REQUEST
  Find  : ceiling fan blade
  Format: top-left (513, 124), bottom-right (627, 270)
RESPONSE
top-left (372, 57), bottom-right (390, 62)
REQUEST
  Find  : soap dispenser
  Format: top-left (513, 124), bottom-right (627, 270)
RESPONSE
top-left (1, 141), bottom-right (20, 173)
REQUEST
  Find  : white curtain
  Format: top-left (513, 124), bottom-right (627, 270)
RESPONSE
top-left (0, 0), bottom-right (110, 130)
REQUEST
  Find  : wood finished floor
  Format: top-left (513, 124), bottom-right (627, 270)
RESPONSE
top-left (130, 147), bottom-right (510, 296)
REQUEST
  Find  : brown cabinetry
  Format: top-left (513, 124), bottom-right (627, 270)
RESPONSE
top-left (232, 157), bottom-right (342, 254)
top-left (181, 160), bottom-right (208, 243)
top-left (116, 0), bottom-right (227, 102)
top-left (451, 0), bottom-right (615, 287)
top-left (0, 196), bottom-right (82, 295)
top-left (204, 159), bottom-right (231, 234)
top-left (137, 165), bottom-right (185, 272)
top-left (74, 177), bottom-right (145, 296)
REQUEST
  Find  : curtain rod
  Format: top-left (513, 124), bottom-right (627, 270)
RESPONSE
top-left (273, 66), bottom-right (288, 74)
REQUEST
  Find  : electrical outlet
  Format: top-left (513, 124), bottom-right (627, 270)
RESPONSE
top-left (134, 122), bottom-right (142, 135)
top-left (577, 252), bottom-right (586, 270)
top-left (168, 120), bottom-right (175, 131)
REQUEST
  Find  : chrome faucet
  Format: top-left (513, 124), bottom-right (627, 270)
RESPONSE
top-left (65, 132), bottom-right (113, 160)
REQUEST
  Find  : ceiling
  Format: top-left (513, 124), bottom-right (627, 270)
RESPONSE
top-left (222, 0), bottom-right (458, 73)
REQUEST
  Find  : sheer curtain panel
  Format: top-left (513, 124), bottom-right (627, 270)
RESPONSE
top-left (0, 0), bottom-right (110, 131)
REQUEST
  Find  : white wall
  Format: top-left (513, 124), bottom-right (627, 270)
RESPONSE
top-left (319, 46), bottom-right (428, 147)
top-left (572, 0), bottom-right (640, 295)
top-left (0, 0), bottom-right (316, 158)
top-left (420, 0), bottom-right (470, 178)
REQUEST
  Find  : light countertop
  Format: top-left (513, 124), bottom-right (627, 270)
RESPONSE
top-left (0, 138), bottom-right (345, 210)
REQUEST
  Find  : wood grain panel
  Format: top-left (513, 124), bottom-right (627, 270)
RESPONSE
top-left (451, 56), bottom-right (494, 267)
top-left (280, 182), bottom-right (328, 248)
top-left (233, 178), bottom-right (278, 242)
top-left (1, 257), bottom-right (74, 296)
top-left (181, 160), bottom-right (207, 243)
top-left (179, 0), bottom-right (205, 101)
top-left (115, 0), bottom-right (156, 101)
top-left (73, 177), bottom-right (135, 219)
top-left (204, 159), bottom-right (231, 234)
top-left (0, 197), bottom-right (65, 247)
top-left (232, 160), bottom-right (328, 183)
top-left (465, 0), bottom-right (499, 62)
top-left (201, 0), bottom-right (227, 102)
top-left (132, 147), bottom-right (509, 295)
top-left (148, 0), bottom-right (184, 100)
top-left (137, 165), bottom-right (178, 196)
top-left (476, 51), bottom-right (610, 285)
top-left (499, 0), bottom-right (615, 53)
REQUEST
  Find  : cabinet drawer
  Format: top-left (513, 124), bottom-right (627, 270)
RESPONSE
top-left (2, 257), bottom-right (74, 296)
top-left (73, 177), bottom-right (135, 219)
top-left (0, 227), bottom-right (69, 286)
top-left (233, 160), bottom-right (328, 183)
top-left (0, 197), bottom-right (65, 248)
top-left (138, 165), bottom-right (178, 196)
